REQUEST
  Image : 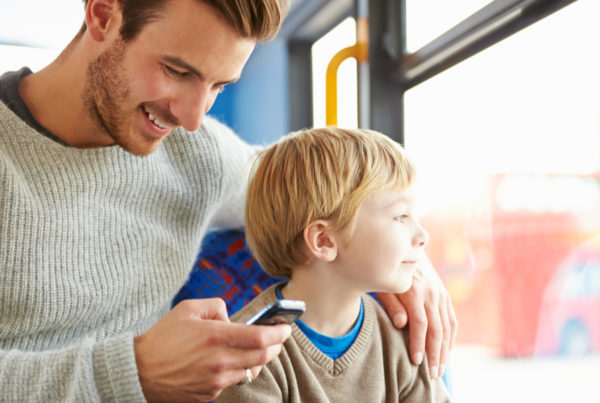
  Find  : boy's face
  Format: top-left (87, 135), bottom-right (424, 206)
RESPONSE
top-left (335, 187), bottom-right (429, 294)
top-left (83, 0), bottom-right (255, 156)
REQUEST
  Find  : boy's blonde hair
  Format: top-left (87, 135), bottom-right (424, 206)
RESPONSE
top-left (245, 127), bottom-right (416, 278)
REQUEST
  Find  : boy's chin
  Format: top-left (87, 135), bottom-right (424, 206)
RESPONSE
top-left (390, 280), bottom-right (414, 294)
top-left (371, 278), bottom-right (414, 295)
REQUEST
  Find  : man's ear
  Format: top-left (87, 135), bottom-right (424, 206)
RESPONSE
top-left (85, 0), bottom-right (121, 41)
top-left (303, 220), bottom-right (338, 262)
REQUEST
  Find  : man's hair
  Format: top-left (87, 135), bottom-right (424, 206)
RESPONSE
top-left (245, 127), bottom-right (416, 279)
top-left (78, 0), bottom-right (289, 42)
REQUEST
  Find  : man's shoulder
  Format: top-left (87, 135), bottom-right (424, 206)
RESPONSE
top-left (0, 97), bottom-right (31, 146)
top-left (200, 115), bottom-right (234, 134)
top-left (0, 68), bottom-right (33, 121)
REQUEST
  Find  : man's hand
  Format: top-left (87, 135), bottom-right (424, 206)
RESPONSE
top-left (377, 258), bottom-right (458, 379)
top-left (134, 298), bottom-right (291, 402)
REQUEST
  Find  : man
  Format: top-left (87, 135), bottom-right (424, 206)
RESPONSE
top-left (0, 0), bottom-right (456, 401)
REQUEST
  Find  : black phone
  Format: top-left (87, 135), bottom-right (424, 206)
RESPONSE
top-left (245, 299), bottom-right (306, 325)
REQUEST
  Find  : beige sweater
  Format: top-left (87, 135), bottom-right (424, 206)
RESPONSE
top-left (216, 283), bottom-right (451, 403)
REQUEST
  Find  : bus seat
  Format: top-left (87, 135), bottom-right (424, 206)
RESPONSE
top-left (172, 229), bottom-right (278, 313)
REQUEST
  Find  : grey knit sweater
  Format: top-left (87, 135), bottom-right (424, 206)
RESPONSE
top-left (0, 99), bottom-right (256, 401)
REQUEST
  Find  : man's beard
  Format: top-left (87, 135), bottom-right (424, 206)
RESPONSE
top-left (81, 40), bottom-right (153, 156)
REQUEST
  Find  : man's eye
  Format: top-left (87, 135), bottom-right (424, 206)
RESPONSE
top-left (165, 65), bottom-right (188, 77)
top-left (395, 214), bottom-right (410, 222)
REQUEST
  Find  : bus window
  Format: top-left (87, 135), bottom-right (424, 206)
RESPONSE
top-left (403, 1), bottom-right (600, 402)
top-left (406, 0), bottom-right (494, 52)
top-left (0, 1), bottom-right (81, 49)
top-left (0, 1), bottom-right (81, 73)
top-left (0, 44), bottom-right (60, 74)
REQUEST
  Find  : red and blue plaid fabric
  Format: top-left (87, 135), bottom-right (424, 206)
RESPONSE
top-left (172, 229), bottom-right (279, 315)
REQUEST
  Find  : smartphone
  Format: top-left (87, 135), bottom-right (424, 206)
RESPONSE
top-left (245, 299), bottom-right (306, 325)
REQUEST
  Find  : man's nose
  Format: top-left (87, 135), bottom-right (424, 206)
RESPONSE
top-left (171, 84), bottom-right (213, 132)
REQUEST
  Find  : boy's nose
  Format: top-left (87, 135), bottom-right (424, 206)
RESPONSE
top-left (414, 225), bottom-right (429, 248)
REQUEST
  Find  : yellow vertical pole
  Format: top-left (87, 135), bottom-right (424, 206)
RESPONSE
top-left (325, 17), bottom-right (369, 127)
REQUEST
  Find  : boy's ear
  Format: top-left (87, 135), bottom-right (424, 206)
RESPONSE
top-left (303, 220), bottom-right (338, 262)
top-left (85, 0), bottom-right (122, 42)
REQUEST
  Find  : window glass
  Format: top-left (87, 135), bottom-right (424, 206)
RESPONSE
top-left (0, 1), bottom-right (82, 73)
top-left (588, 260), bottom-right (600, 296)
top-left (404, 1), bottom-right (600, 402)
top-left (0, 45), bottom-right (61, 73)
top-left (0, 0), bottom-right (83, 49)
top-left (406, 0), bottom-right (494, 52)
top-left (311, 18), bottom-right (358, 129)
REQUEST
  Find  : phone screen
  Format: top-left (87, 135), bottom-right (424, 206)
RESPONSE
top-left (245, 299), bottom-right (306, 325)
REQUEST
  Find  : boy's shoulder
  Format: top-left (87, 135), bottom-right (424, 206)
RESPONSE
top-left (362, 294), bottom-right (412, 359)
top-left (366, 295), bottom-right (451, 401)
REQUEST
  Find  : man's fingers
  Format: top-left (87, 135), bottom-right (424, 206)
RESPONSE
top-left (376, 292), bottom-right (408, 328)
top-left (393, 281), bottom-right (428, 367)
top-left (177, 297), bottom-right (231, 322)
top-left (249, 364), bottom-right (263, 381)
top-left (229, 342), bottom-right (284, 371)
top-left (424, 294), bottom-right (443, 378)
top-left (447, 296), bottom-right (459, 350)
top-left (192, 340), bottom-right (283, 395)
top-left (437, 295), bottom-right (451, 377)
top-left (222, 322), bottom-right (292, 349)
top-left (406, 297), bottom-right (427, 366)
top-left (235, 365), bottom-right (261, 384)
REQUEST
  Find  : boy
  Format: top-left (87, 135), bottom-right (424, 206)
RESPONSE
top-left (216, 127), bottom-right (451, 402)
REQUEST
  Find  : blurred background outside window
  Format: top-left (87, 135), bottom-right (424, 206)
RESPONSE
top-left (312, 1), bottom-right (599, 402)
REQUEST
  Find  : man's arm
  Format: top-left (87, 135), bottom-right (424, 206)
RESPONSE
top-left (377, 256), bottom-right (458, 379)
top-left (0, 299), bottom-right (289, 403)
top-left (0, 334), bottom-right (145, 402)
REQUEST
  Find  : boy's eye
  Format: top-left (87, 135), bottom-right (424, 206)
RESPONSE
top-left (395, 214), bottom-right (411, 222)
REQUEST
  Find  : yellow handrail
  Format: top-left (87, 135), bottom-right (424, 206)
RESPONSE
top-left (325, 17), bottom-right (369, 126)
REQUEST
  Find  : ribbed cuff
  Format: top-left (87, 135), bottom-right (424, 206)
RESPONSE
top-left (93, 332), bottom-right (147, 403)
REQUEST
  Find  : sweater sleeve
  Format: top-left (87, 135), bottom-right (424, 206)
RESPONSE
top-left (0, 333), bottom-right (146, 402)
top-left (201, 117), bottom-right (263, 230)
